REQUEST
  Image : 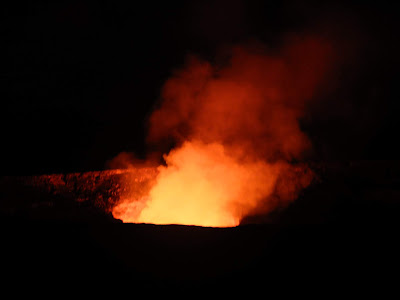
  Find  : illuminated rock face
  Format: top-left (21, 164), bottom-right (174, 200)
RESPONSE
top-left (0, 168), bottom-right (158, 221)
top-left (1, 161), bottom-right (400, 224)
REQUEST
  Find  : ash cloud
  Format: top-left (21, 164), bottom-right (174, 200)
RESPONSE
top-left (148, 35), bottom-right (335, 163)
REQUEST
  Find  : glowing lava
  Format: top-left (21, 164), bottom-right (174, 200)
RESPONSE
top-left (137, 141), bottom-right (281, 226)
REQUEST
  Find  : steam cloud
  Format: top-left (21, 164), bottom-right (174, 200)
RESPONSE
top-left (113, 34), bottom-right (334, 226)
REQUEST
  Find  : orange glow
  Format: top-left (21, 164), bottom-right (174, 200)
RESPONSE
top-left (137, 141), bottom-right (282, 227)
top-left (112, 35), bottom-right (333, 227)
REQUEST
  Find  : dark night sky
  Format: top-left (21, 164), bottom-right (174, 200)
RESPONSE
top-left (1, 1), bottom-right (399, 175)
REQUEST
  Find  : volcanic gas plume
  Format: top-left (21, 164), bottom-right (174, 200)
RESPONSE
top-left (112, 36), bottom-right (334, 227)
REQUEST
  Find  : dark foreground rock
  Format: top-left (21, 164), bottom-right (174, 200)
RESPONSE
top-left (0, 162), bottom-right (399, 291)
top-left (1, 222), bottom-right (399, 293)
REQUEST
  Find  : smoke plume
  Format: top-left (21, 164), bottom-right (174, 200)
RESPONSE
top-left (113, 34), bottom-right (334, 226)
